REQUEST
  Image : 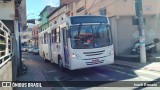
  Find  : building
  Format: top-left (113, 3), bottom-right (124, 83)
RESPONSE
top-left (65, 0), bottom-right (160, 56)
top-left (47, 5), bottom-right (67, 28)
top-left (0, 0), bottom-right (26, 88)
top-left (45, 0), bottom-right (160, 63)
top-left (39, 6), bottom-right (56, 33)
top-left (32, 24), bottom-right (39, 47)
top-left (21, 19), bottom-right (39, 47)
top-left (21, 24), bottom-right (34, 46)
top-left (60, 0), bottom-right (75, 5)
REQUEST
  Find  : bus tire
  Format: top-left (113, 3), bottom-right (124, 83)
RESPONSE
top-left (58, 56), bottom-right (64, 71)
top-left (44, 57), bottom-right (47, 63)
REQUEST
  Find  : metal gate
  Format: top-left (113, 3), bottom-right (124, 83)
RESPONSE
top-left (0, 20), bottom-right (13, 68)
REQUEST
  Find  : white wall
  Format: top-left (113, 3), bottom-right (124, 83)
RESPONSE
top-left (111, 15), bottom-right (160, 55)
top-left (0, 0), bottom-right (15, 20)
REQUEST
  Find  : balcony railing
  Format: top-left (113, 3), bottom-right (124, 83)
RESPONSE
top-left (0, 20), bottom-right (13, 68)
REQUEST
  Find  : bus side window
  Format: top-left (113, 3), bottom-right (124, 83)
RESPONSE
top-left (51, 29), bottom-right (54, 43)
top-left (54, 29), bottom-right (56, 43)
top-left (56, 27), bottom-right (60, 43)
top-left (44, 33), bottom-right (47, 44)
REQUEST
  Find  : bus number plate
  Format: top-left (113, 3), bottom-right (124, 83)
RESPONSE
top-left (92, 59), bottom-right (99, 63)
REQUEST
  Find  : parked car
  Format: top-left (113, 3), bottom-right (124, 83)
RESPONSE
top-left (32, 47), bottom-right (39, 55)
top-left (28, 47), bottom-right (34, 53)
top-left (21, 46), bottom-right (28, 52)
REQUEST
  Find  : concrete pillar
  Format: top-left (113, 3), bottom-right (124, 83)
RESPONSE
top-left (14, 20), bottom-right (20, 67)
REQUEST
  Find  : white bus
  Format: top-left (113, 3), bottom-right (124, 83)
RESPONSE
top-left (39, 16), bottom-right (114, 70)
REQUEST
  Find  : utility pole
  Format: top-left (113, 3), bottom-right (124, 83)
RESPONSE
top-left (135, 0), bottom-right (146, 63)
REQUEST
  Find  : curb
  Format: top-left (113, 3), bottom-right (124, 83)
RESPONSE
top-left (115, 56), bottom-right (140, 62)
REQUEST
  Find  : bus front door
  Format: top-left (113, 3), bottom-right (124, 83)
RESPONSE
top-left (62, 28), bottom-right (69, 67)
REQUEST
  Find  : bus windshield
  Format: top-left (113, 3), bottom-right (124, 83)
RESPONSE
top-left (70, 24), bottom-right (112, 49)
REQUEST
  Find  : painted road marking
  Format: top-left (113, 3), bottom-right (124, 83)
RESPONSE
top-left (54, 77), bottom-right (69, 90)
top-left (115, 63), bottom-right (137, 69)
top-left (135, 70), bottom-right (160, 77)
top-left (47, 70), bottom-right (57, 73)
top-left (108, 68), bottom-right (153, 81)
top-left (108, 68), bottom-right (126, 74)
top-left (126, 74), bottom-right (153, 81)
top-left (127, 74), bottom-right (137, 77)
top-left (108, 79), bottom-right (115, 81)
top-left (84, 77), bottom-right (90, 80)
top-left (138, 76), bottom-right (153, 81)
top-left (96, 73), bottom-right (108, 77)
top-left (108, 65), bottom-right (125, 69)
top-left (114, 70), bottom-right (126, 74)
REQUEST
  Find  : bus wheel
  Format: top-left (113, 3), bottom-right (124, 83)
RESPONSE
top-left (58, 58), bottom-right (64, 71)
top-left (44, 57), bottom-right (47, 63)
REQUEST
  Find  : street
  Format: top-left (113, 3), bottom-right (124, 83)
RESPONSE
top-left (18, 52), bottom-right (160, 90)
top-left (1, 1), bottom-right (160, 90)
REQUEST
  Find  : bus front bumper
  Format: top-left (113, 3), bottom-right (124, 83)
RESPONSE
top-left (69, 55), bottom-right (114, 70)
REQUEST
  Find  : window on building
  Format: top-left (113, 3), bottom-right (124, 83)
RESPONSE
top-left (99, 8), bottom-right (106, 15)
top-left (76, 7), bottom-right (84, 13)
top-left (28, 28), bottom-right (32, 31)
top-left (32, 31), bottom-right (34, 36)
top-left (23, 35), bottom-right (27, 39)
top-left (36, 30), bottom-right (38, 34)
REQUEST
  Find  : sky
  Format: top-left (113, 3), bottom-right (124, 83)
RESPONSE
top-left (26, 0), bottom-right (60, 19)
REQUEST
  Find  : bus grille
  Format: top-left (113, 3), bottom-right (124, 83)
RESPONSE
top-left (83, 50), bottom-right (105, 56)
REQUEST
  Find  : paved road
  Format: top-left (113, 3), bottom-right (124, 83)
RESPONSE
top-left (20, 52), bottom-right (160, 90)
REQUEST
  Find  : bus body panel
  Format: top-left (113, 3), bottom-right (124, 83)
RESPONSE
top-left (68, 45), bottom-right (114, 70)
top-left (69, 54), bottom-right (114, 70)
top-left (38, 16), bottom-right (114, 70)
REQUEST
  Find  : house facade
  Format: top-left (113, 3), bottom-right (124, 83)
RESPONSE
top-left (47, 5), bottom-right (67, 28)
top-left (21, 24), bottom-right (35, 46)
top-left (32, 24), bottom-right (39, 47)
top-left (39, 6), bottom-right (56, 33)
top-left (0, 0), bottom-right (27, 88)
top-left (65, 0), bottom-right (160, 55)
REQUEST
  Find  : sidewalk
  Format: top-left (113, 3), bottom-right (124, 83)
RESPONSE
top-left (115, 60), bottom-right (160, 72)
top-left (15, 57), bottom-right (53, 90)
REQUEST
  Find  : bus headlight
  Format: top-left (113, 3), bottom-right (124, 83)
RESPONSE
top-left (72, 53), bottom-right (76, 58)
top-left (71, 53), bottom-right (81, 59)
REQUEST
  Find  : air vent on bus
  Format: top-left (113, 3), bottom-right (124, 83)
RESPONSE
top-left (83, 50), bottom-right (105, 56)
